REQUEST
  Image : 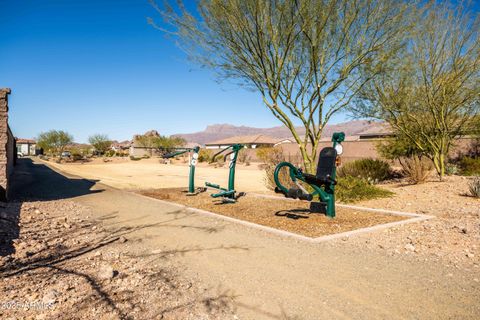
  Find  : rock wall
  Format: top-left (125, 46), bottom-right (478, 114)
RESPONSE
top-left (0, 88), bottom-right (14, 201)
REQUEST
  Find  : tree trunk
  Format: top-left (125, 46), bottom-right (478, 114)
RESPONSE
top-left (298, 144), bottom-right (316, 174)
top-left (432, 152), bottom-right (446, 181)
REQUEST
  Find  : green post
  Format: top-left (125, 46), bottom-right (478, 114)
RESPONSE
top-left (326, 132), bottom-right (345, 218)
top-left (205, 144), bottom-right (244, 201)
top-left (227, 144), bottom-right (243, 193)
top-left (188, 146), bottom-right (200, 194)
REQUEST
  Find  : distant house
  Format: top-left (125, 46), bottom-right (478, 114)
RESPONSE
top-left (205, 134), bottom-right (293, 149)
top-left (111, 140), bottom-right (131, 152)
top-left (16, 138), bottom-right (36, 156)
top-left (356, 123), bottom-right (394, 140)
top-left (129, 130), bottom-right (162, 157)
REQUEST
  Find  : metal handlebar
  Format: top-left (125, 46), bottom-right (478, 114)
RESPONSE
top-left (162, 149), bottom-right (188, 159)
top-left (161, 146), bottom-right (199, 159)
top-left (211, 146), bottom-right (232, 163)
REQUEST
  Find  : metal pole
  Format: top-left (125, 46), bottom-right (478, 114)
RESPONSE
top-left (188, 146), bottom-right (200, 193)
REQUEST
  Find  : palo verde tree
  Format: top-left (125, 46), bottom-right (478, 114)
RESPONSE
top-left (353, 1), bottom-right (480, 179)
top-left (37, 130), bottom-right (73, 156)
top-left (149, 0), bottom-right (412, 173)
top-left (88, 134), bottom-right (112, 155)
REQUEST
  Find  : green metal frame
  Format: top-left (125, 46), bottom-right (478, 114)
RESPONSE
top-left (162, 146), bottom-right (205, 195)
top-left (205, 144), bottom-right (244, 202)
top-left (273, 132), bottom-right (345, 218)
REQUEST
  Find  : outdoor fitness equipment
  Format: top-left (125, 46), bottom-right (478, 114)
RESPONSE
top-left (162, 146), bottom-right (206, 195)
top-left (205, 144), bottom-right (245, 203)
top-left (273, 132), bottom-right (345, 218)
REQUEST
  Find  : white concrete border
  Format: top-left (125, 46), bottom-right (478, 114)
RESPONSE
top-left (134, 192), bottom-right (435, 244)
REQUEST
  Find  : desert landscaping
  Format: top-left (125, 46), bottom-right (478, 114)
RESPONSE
top-left (41, 158), bottom-right (480, 269)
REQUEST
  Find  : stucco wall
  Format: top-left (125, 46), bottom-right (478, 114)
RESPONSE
top-left (242, 137), bottom-right (478, 165)
top-left (0, 88), bottom-right (15, 201)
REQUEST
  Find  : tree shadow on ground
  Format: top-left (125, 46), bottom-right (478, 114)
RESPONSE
top-left (0, 207), bottom-right (248, 319)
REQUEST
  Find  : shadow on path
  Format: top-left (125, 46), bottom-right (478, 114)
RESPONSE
top-left (1, 158), bottom-right (104, 256)
top-left (9, 158), bottom-right (103, 201)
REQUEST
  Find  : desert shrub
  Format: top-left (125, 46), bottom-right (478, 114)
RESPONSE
top-left (213, 156), bottom-right (225, 168)
top-left (104, 149), bottom-right (116, 157)
top-left (468, 176), bottom-right (480, 198)
top-left (337, 158), bottom-right (392, 184)
top-left (256, 147), bottom-right (274, 163)
top-left (237, 149), bottom-right (251, 164)
top-left (71, 152), bottom-right (83, 161)
top-left (335, 176), bottom-right (394, 203)
top-left (256, 147), bottom-right (288, 190)
top-left (445, 163), bottom-right (459, 175)
top-left (458, 156), bottom-right (480, 176)
top-left (399, 156), bottom-right (433, 184)
top-left (198, 149), bottom-right (213, 163)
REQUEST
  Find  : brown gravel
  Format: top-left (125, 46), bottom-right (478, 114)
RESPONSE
top-left (334, 175), bottom-right (480, 269)
top-left (140, 188), bottom-right (407, 238)
top-left (0, 200), bottom-right (236, 320)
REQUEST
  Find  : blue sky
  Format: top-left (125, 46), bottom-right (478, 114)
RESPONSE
top-left (0, 1), bottom-right (370, 142)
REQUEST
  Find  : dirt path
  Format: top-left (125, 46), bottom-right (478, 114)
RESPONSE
top-left (11, 158), bottom-right (480, 319)
top-left (45, 158), bottom-right (268, 192)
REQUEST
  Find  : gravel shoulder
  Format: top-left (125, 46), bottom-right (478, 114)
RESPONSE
top-left (0, 200), bottom-right (235, 320)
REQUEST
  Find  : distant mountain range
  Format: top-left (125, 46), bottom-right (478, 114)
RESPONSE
top-left (173, 120), bottom-right (386, 144)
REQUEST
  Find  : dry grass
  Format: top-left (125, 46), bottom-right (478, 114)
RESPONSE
top-left (140, 188), bottom-right (406, 238)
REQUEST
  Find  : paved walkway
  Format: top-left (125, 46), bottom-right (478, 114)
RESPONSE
top-left (11, 158), bottom-right (480, 319)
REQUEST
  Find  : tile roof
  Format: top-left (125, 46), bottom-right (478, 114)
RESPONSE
top-left (206, 134), bottom-right (281, 145)
top-left (16, 138), bottom-right (36, 144)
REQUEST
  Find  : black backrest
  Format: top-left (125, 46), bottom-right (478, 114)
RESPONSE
top-left (316, 147), bottom-right (337, 179)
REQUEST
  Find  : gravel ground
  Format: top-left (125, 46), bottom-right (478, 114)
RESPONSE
top-left (334, 175), bottom-right (480, 269)
top-left (140, 188), bottom-right (406, 237)
top-left (0, 200), bottom-right (236, 320)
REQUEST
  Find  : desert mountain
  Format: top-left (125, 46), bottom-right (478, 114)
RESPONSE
top-left (174, 120), bottom-right (386, 145)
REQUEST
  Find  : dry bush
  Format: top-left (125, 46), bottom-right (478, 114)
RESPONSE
top-left (198, 149), bottom-right (213, 162)
top-left (256, 147), bottom-right (296, 190)
top-left (468, 176), bottom-right (480, 198)
top-left (400, 156), bottom-right (433, 184)
top-left (337, 158), bottom-right (392, 184)
top-left (237, 149), bottom-right (251, 164)
top-left (459, 156), bottom-right (480, 176)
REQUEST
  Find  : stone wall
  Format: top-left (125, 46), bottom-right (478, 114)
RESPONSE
top-left (0, 88), bottom-right (14, 201)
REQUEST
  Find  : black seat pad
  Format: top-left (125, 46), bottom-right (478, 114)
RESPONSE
top-left (303, 147), bottom-right (337, 186)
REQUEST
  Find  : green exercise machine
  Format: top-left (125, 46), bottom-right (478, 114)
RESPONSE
top-left (162, 146), bottom-right (207, 195)
top-left (273, 132), bottom-right (345, 218)
top-left (205, 144), bottom-right (245, 203)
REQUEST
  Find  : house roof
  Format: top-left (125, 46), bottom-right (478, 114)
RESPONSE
top-left (357, 123), bottom-right (393, 136)
top-left (16, 138), bottom-right (36, 144)
top-left (206, 134), bottom-right (280, 145)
